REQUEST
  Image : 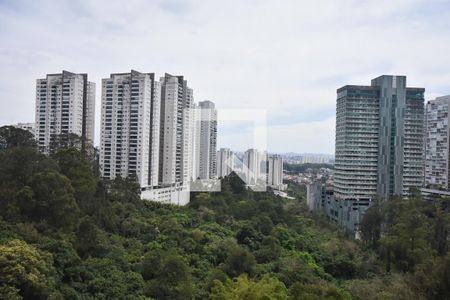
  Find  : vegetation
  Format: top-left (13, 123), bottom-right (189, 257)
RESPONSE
top-left (0, 126), bottom-right (448, 299)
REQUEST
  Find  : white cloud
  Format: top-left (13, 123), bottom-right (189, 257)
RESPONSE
top-left (0, 0), bottom-right (450, 152)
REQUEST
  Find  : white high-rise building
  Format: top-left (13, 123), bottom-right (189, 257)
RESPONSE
top-left (267, 154), bottom-right (283, 188)
top-left (159, 73), bottom-right (194, 187)
top-left (425, 95), bottom-right (450, 189)
top-left (243, 149), bottom-right (267, 186)
top-left (100, 70), bottom-right (160, 187)
top-left (192, 101), bottom-right (217, 180)
top-left (217, 148), bottom-right (234, 178)
top-left (35, 71), bottom-right (95, 153)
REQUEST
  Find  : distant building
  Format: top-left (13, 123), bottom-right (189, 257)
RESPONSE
top-left (13, 122), bottom-right (35, 136)
top-left (420, 188), bottom-right (450, 203)
top-left (282, 153), bottom-right (334, 164)
top-left (217, 148), bottom-right (234, 178)
top-left (307, 181), bottom-right (333, 213)
top-left (99, 72), bottom-right (195, 205)
top-left (35, 71), bottom-right (95, 153)
top-left (243, 148), bottom-right (267, 187)
top-left (99, 70), bottom-right (160, 187)
top-left (141, 185), bottom-right (190, 205)
top-left (425, 96), bottom-right (450, 190)
top-left (192, 100), bottom-right (217, 180)
top-left (267, 154), bottom-right (284, 189)
top-left (334, 75), bottom-right (425, 232)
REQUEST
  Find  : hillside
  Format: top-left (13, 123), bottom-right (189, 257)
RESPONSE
top-left (0, 126), bottom-right (449, 300)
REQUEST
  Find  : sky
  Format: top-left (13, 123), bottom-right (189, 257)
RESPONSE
top-left (1, 0), bottom-right (450, 154)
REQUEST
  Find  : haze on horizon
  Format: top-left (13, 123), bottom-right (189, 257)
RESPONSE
top-left (1, 0), bottom-right (450, 154)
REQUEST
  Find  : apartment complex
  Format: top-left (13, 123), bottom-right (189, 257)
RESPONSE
top-left (217, 148), bottom-right (234, 178)
top-left (424, 96), bottom-right (450, 189)
top-left (98, 72), bottom-right (197, 205)
top-left (334, 75), bottom-right (425, 231)
top-left (35, 71), bottom-right (95, 153)
top-left (99, 71), bottom-right (160, 187)
top-left (335, 75), bottom-right (424, 200)
top-left (192, 101), bottom-right (217, 180)
top-left (267, 154), bottom-right (284, 189)
top-left (158, 73), bottom-right (194, 187)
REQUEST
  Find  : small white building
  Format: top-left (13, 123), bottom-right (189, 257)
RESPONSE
top-left (141, 184), bottom-right (190, 206)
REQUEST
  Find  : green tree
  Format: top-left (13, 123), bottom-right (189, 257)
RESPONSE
top-left (236, 222), bottom-right (263, 251)
top-left (210, 274), bottom-right (288, 300)
top-left (289, 283), bottom-right (350, 300)
top-left (53, 148), bottom-right (97, 214)
top-left (433, 199), bottom-right (450, 256)
top-left (381, 198), bottom-right (433, 272)
top-left (223, 172), bottom-right (246, 194)
top-left (223, 244), bottom-right (256, 278)
top-left (0, 126), bottom-right (36, 150)
top-left (143, 252), bottom-right (194, 299)
top-left (413, 254), bottom-right (450, 300)
top-left (0, 146), bottom-right (45, 188)
top-left (30, 171), bottom-right (79, 231)
top-left (75, 216), bottom-right (106, 258)
top-left (0, 239), bottom-right (56, 300)
top-left (360, 198), bottom-right (383, 250)
top-left (255, 235), bottom-right (283, 263)
top-left (344, 274), bottom-right (421, 300)
top-left (108, 176), bottom-right (141, 203)
top-left (49, 133), bottom-right (82, 156)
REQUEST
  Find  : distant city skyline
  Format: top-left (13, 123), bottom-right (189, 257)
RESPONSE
top-left (2, 0), bottom-right (450, 154)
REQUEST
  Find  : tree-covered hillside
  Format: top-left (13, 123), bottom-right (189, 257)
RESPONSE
top-left (0, 126), bottom-right (449, 299)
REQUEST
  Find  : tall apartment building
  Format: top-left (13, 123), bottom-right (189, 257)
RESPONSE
top-left (159, 73), bottom-right (194, 187)
top-left (99, 70), bottom-right (160, 187)
top-left (35, 71), bottom-right (95, 153)
top-left (217, 148), bottom-right (234, 178)
top-left (425, 96), bottom-right (450, 189)
top-left (334, 75), bottom-right (424, 231)
top-left (267, 154), bottom-right (283, 189)
top-left (335, 75), bottom-right (425, 200)
top-left (243, 148), bottom-right (267, 186)
top-left (192, 101), bottom-right (217, 180)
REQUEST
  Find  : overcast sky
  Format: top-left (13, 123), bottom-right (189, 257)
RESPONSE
top-left (1, 0), bottom-right (450, 154)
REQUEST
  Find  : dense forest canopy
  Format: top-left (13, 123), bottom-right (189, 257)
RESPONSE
top-left (0, 126), bottom-right (449, 299)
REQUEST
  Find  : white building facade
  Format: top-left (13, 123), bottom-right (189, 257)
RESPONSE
top-left (99, 70), bottom-right (160, 187)
top-left (267, 154), bottom-right (284, 189)
top-left (217, 148), bottom-right (234, 178)
top-left (243, 148), bottom-right (267, 187)
top-left (35, 71), bottom-right (95, 153)
top-left (425, 95), bottom-right (450, 189)
top-left (192, 100), bottom-right (217, 180)
top-left (158, 73), bottom-right (194, 186)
